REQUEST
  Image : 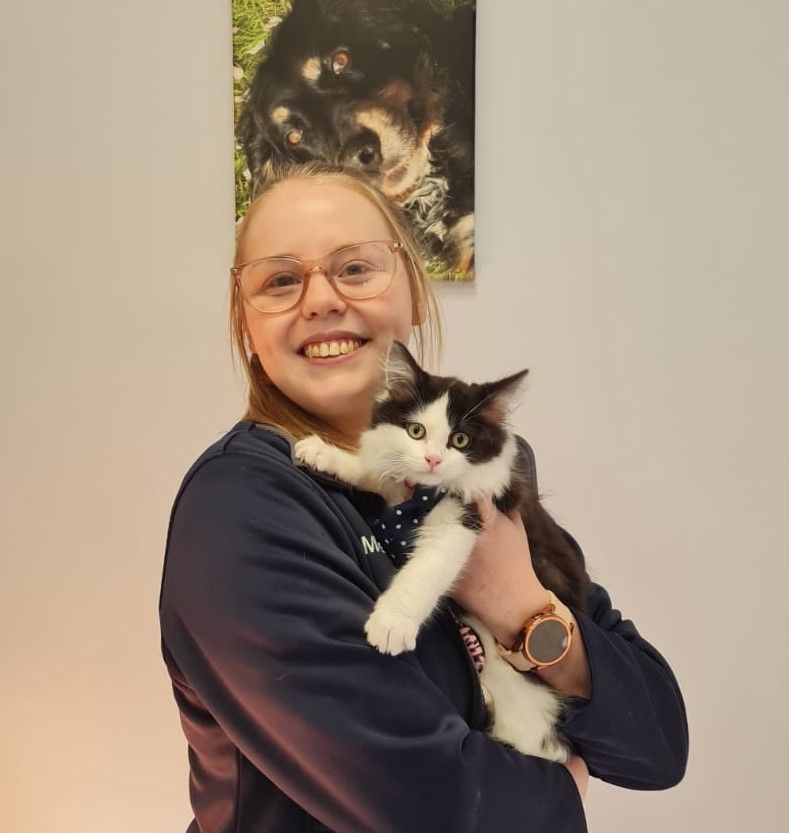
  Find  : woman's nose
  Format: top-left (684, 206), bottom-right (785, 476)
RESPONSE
top-left (299, 269), bottom-right (347, 318)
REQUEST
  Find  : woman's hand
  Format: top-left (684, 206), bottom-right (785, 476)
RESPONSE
top-left (450, 495), bottom-right (593, 700)
top-left (449, 496), bottom-right (549, 646)
top-left (563, 754), bottom-right (590, 801)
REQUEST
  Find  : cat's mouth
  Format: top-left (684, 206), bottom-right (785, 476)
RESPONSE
top-left (409, 471), bottom-right (445, 487)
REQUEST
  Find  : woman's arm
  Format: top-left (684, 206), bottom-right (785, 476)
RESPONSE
top-left (557, 574), bottom-right (690, 790)
top-left (451, 498), bottom-right (593, 699)
top-left (451, 505), bottom-right (689, 791)
top-left (160, 450), bottom-right (588, 833)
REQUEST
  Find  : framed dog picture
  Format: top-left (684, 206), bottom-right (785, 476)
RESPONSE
top-left (233, 0), bottom-right (477, 281)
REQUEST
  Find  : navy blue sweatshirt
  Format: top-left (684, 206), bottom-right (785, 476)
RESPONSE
top-left (159, 421), bottom-right (688, 833)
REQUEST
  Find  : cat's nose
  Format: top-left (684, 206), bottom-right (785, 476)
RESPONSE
top-left (425, 455), bottom-right (442, 471)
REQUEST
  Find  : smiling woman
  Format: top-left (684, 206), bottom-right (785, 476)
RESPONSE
top-left (230, 161), bottom-right (443, 447)
top-left (159, 160), bottom-right (688, 833)
top-left (237, 169), bottom-right (415, 437)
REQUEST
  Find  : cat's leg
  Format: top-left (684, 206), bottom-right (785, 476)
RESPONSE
top-left (365, 496), bottom-right (478, 655)
top-left (463, 613), bottom-right (570, 763)
top-left (293, 435), bottom-right (367, 486)
top-left (294, 435), bottom-right (404, 502)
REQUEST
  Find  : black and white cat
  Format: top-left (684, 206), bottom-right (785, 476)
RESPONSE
top-left (294, 341), bottom-right (590, 761)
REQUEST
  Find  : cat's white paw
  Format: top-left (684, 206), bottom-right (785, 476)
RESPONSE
top-left (294, 435), bottom-right (334, 474)
top-left (364, 599), bottom-right (421, 656)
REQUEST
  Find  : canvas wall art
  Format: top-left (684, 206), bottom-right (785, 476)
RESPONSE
top-left (233, 0), bottom-right (477, 280)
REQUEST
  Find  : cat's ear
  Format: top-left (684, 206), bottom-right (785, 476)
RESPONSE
top-left (377, 340), bottom-right (421, 401)
top-left (480, 368), bottom-right (529, 420)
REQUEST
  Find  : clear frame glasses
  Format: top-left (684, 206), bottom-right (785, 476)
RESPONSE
top-left (231, 239), bottom-right (404, 314)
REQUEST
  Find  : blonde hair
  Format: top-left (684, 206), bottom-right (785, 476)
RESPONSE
top-left (230, 161), bottom-right (443, 449)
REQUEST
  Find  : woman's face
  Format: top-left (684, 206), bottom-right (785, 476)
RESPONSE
top-left (241, 178), bottom-right (416, 435)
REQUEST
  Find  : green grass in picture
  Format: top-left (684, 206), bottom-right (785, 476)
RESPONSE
top-left (233, 0), bottom-right (292, 219)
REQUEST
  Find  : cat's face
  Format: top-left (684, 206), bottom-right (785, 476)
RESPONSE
top-left (366, 342), bottom-right (528, 487)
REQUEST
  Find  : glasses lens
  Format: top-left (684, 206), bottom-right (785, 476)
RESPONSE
top-left (236, 242), bottom-right (398, 313)
top-left (328, 242), bottom-right (395, 299)
top-left (240, 259), bottom-right (305, 312)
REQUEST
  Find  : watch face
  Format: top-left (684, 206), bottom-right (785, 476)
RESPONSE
top-left (526, 618), bottom-right (570, 664)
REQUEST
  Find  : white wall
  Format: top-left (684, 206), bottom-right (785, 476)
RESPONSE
top-left (1, 2), bottom-right (786, 831)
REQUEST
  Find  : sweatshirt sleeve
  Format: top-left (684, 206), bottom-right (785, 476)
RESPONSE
top-left (160, 451), bottom-right (587, 833)
top-left (558, 534), bottom-right (690, 790)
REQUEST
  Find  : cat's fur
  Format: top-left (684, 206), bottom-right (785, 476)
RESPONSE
top-left (294, 341), bottom-right (590, 761)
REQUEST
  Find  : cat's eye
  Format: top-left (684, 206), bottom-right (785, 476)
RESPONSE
top-left (406, 422), bottom-right (426, 440)
top-left (451, 432), bottom-right (470, 449)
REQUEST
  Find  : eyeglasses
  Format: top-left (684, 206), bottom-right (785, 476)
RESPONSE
top-left (231, 240), bottom-right (404, 314)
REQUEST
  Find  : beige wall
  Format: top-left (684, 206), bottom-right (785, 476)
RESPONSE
top-left (1, 2), bottom-right (786, 831)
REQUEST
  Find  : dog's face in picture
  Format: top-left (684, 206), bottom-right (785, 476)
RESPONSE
top-left (238, 0), bottom-right (446, 201)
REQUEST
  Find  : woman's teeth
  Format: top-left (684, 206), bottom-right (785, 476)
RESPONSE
top-left (303, 339), bottom-right (365, 359)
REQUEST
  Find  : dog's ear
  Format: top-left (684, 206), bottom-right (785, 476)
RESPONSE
top-left (237, 103), bottom-right (282, 199)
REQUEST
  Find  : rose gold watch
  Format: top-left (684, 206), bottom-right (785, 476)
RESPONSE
top-left (494, 590), bottom-right (574, 672)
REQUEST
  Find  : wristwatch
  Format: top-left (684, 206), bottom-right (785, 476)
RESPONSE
top-left (494, 590), bottom-right (574, 672)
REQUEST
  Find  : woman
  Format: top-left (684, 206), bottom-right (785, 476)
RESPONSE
top-left (159, 162), bottom-right (688, 832)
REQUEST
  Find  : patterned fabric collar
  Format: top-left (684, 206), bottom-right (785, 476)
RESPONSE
top-left (369, 485), bottom-right (446, 568)
top-left (365, 485), bottom-right (486, 674)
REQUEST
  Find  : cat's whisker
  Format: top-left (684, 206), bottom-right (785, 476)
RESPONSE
top-left (372, 457), bottom-right (408, 478)
top-left (459, 390), bottom-right (498, 424)
top-left (407, 384), bottom-right (426, 414)
top-left (377, 464), bottom-right (411, 481)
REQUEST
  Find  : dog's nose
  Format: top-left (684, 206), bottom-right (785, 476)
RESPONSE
top-left (341, 134), bottom-right (382, 170)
